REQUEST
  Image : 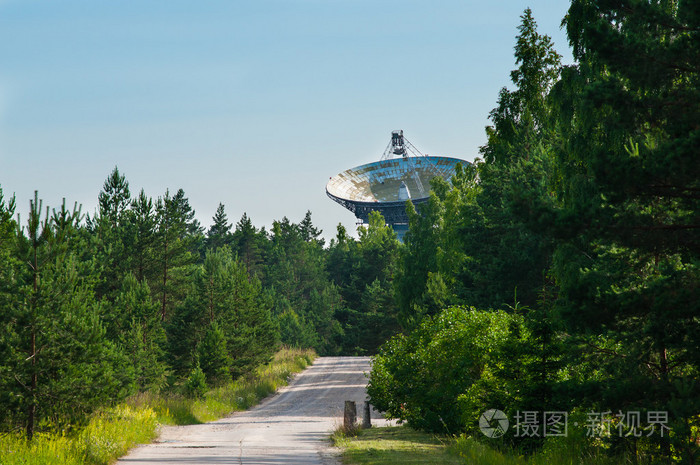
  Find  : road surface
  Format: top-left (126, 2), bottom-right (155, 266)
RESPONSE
top-left (118, 356), bottom-right (391, 465)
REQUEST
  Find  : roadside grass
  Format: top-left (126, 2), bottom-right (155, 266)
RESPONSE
top-left (0, 405), bottom-right (159, 465)
top-left (134, 347), bottom-right (316, 425)
top-left (0, 347), bottom-right (316, 465)
top-left (334, 426), bottom-right (627, 465)
top-left (332, 426), bottom-right (464, 465)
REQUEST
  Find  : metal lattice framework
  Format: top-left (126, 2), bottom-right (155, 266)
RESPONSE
top-left (326, 131), bottom-right (468, 237)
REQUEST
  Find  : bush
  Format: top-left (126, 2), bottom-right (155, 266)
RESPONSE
top-left (183, 363), bottom-right (208, 399)
top-left (367, 306), bottom-right (523, 433)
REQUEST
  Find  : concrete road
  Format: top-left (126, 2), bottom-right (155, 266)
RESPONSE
top-left (118, 356), bottom-right (391, 465)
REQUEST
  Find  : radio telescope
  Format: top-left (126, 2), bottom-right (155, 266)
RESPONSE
top-left (326, 130), bottom-right (467, 241)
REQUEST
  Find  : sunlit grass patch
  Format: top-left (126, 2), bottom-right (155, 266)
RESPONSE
top-left (333, 426), bottom-right (464, 465)
top-left (0, 405), bottom-right (157, 465)
top-left (335, 426), bottom-right (631, 465)
top-left (449, 434), bottom-right (627, 465)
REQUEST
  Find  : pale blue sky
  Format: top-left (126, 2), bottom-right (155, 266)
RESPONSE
top-left (0, 1), bottom-right (573, 240)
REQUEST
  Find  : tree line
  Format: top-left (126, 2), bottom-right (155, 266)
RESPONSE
top-left (0, 2), bottom-right (696, 462)
top-left (369, 3), bottom-right (698, 463)
top-left (0, 172), bottom-right (400, 440)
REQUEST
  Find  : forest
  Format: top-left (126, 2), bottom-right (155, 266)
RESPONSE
top-left (0, 169), bottom-right (401, 440)
top-left (0, 1), bottom-right (698, 464)
top-left (367, 3), bottom-right (699, 463)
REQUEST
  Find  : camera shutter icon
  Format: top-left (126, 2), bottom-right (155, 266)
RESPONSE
top-left (479, 409), bottom-right (509, 438)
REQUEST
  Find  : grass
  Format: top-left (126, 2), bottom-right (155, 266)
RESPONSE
top-left (332, 426), bottom-right (464, 465)
top-left (134, 348), bottom-right (316, 426)
top-left (0, 347), bottom-right (316, 465)
top-left (333, 426), bottom-right (628, 465)
top-left (0, 405), bottom-right (158, 465)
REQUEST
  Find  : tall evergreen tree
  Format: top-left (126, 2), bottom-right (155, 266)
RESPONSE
top-left (154, 189), bottom-right (198, 321)
top-left (334, 212), bottom-right (400, 354)
top-left (232, 212), bottom-right (266, 277)
top-left (130, 189), bottom-right (158, 284)
top-left (299, 210), bottom-right (323, 246)
top-left (206, 203), bottom-right (233, 251)
top-left (169, 247), bottom-right (278, 377)
top-left (114, 274), bottom-right (168, 392)
top-left (97, 167), bottom-right (131, 227)
top-left (0, 188), bottom-right (18, 431)
top-left (92, 167), bottom-right (133, 300)
top-left (394, 194), bottom-right (443, 328)
top-left (266, 215), bottom-right (342, 354)
top-left (548, 1), bottom-right (700, 459)
top-left (196, 321), bottom-right (232, 384)
top-left (9, 192), bottom-right (129, 438)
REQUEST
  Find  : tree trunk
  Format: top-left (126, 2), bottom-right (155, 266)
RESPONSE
top-left (26, 327), bottom-right (36, 440)
top-left (161, 238), bottom-right (168, 321)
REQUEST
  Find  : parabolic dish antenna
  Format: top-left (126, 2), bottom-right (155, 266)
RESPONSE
top-left (326, 130), bottom-right (468, 240)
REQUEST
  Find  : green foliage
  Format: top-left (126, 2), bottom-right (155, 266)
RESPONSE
top-left (153, 188), bottom-right (201, 322)
top-left (183, 363), bottom-right (208, 399)
top-left (196, 321), bottom-right (232, 384)
top-left (0, 166), bottom-right (398, 444)
top-left (0, 406), bottom-right (158, 465)
top-left (277, 307), bottom-right (319, 349)
top-left (266, 213), bottom-right (343, 355)
top-left (114, 274), bottom-right (168, 393)
top-left (232, 212), bottom-right (267, 277)
top-left (544, 1), bottom-right (700, 460)
top-left (0, 348), bottom-right (314, 465)
top-left (169, 247), bottom-right (278, 377)
top-left (0, 192), bottom-right (132, 439)
top-left (368, 4), bottom-right (700, 462)
top-left (129, 189), bottom-right (158, 283)
top-left (206, 203), bottom-right (233, 251)
top-left (91, 167), bottom-right (132, 301)
top-left (368, 306), bottom-right (523, 434)
top-left (449, 431), bottom-right (628, 465)
top-left (147, 347), bottom-right (315, 424)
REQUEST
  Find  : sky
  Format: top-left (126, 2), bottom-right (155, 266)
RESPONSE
top-left (0, 1), bottom-right (573, 241)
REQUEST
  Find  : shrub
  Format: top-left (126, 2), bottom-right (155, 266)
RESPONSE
top-left (183, 363), bottom-right (208, 399)
top-left (367, 306), bottom-right (523, 433)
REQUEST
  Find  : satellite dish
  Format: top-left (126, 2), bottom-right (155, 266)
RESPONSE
top-left (326, 130), bottom-right (468, 241)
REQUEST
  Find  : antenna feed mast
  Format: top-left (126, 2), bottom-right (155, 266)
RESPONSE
top-left (381, 129), bottom-right (424, 161)
top-left (391, 130), bottom-right (407, 157)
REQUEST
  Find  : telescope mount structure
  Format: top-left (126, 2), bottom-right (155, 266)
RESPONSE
top-left (326, 130), bottom-right (466, 241)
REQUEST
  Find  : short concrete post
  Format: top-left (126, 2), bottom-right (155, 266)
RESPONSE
top-left (362, 401), bottom-right (372, 429)
top-left (344, 401), bottom-right (357, 431)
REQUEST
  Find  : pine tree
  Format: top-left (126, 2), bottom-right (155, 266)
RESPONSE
top-left (232, 212), bottom-right (266, 277)
top-left (394, 194), bottom-right (443, 328)
top-left (196, 321), bottom-right (231, 384)
top-left (130, 189), bottom-right (157, 284)
top-left (266, 215), bottom-right (341, 354)
top-left (299, 210), bottom-right (323, 246)
top-left (10, 192), bottom-right (130, 438)
top-left (115, 274), bottom-right (168, 392)
top-left (93, 167), bottom-right (133, 300)
top-left (0, 188), bottom-right (18, 431)
top-left (337, 212), bottom-right (400, 354)
top-left (169, 247), bottom-right (278, 377)
top-left (98, 167), bottom-right (131, 227)
top-left (206, 203), bottom-right (233, 251)
top-left (154, 189), bottom-right (198, 321)
top-left (550, 1), bottom-right (700, 459)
